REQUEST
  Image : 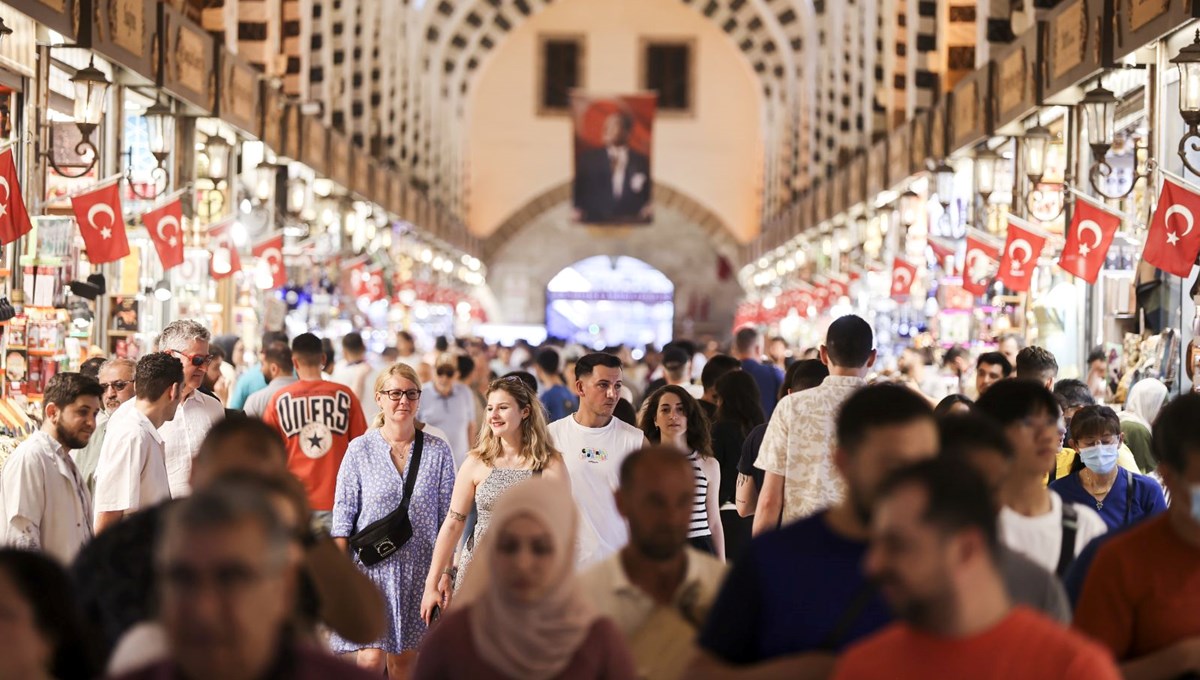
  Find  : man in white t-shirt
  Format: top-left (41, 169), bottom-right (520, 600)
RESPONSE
top-left (94, 353), bottom-right (186, 533)
top-left (975, 379), bottom-right (1108, 576)
top-left (549, 352), bottom-right (649, 567)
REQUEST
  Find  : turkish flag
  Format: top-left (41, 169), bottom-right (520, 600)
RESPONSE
top-left (828, 276), bottom-right (849, 299)
top-left (998, 218), bottom-right (1047, 292)
top-left (71, 182), bottom-right (130, 264)
top-left (252, 234), bottom-right (286, 289)
top-left (891, 258), bottom-right (919, 299)
top-left (963, 234), bottom-right (1001, 296)
top-left (0, 148), bottom-right (32, 244)
top-left (365, 267), bottom-right (386, 302)
top-left (209, 221), bottom-right (241, 279)
top-left (928, 236), bottom-right (959, 270)
top-left (141, 197), bottom-right (185, 270)
top-left (1060, 200), bottom-right (1120, 283)
top-left (1145, 178), bottom-right (1200, 277)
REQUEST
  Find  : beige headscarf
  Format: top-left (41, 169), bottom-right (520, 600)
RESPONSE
top-left (1121, 378), bottom-right (1169, 429)
top-left (455, 477), bottom-right (598, 680)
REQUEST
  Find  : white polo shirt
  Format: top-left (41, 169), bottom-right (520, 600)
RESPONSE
top-left (581, 547), bottom-right (727, 637)
top-left (0, 430), bottom-right (93, 563)
top-left (159, 389), bottom-right (224, 498)
top-left (93, 400), bottom-right (171, 517)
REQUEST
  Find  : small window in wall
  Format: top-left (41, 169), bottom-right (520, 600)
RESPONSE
top-left (539, 35), bottom-right (583, 114)
top-left (642, 40), bottom-right (693, 113)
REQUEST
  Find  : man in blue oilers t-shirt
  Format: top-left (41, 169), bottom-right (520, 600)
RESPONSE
top-left (731, 327), bottom-right (783, 419)
top-left (690, 385), bottom-right (938, 678)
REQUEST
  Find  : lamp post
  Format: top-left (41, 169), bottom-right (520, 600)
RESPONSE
top-left (46, 58), bottom-right (112, 178)
top-left (934, 160), bottom-right (956, 210)
top-left (1172, 30), bottom-right (1200, 175)
top-left (200, 135), bottom-right (231, 219)
top-left (1082, 85), bottom-right (1148, 199)
top-left (1022, 124), bottom-right (1065, 220)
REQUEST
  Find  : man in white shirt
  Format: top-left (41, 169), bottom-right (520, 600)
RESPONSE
top-left (754, 315), bottom-right (876, 532)
top-left (975, 379), bottom-right (1108, 576)
top-left (0, 373), bottom-right (103, 562)
top-left (549, 352), bottom-right (649, 567)
top-left (243, 345), bottom-right (297, 419)
top-left (661, 347), bottom-right (704, 399)
top-left (155, 320), bottom-right (226, 497)
top-left (94, 353), bottom-right (186, 532)
top-left (73, 357), bottom-right (137, 494)
top-left (583, 446), bottom-right (725, 677)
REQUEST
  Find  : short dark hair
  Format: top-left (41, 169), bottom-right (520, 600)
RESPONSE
top-left (456, 354), bottom-right (476, 380)
top-left (700, 354), bottom-right (741, 390)
top-left (938, 413), bottom-right (1014, 460)
top-left (197, 414), bottom-right (287, 466)
top-left (1153, 394), bottom-right (1200, 473)
top-left (79, 356), bottom-right (105, 380)
top-left (341, 332), bottom-right (366, 355)
top-left (262, 344), bottom-right (293, 372)
top-left (396, 330), bottom-right (414, 345)
top-left (878, 457), bottom-right (999, 556)
top-left (136, 353), bottom-right (184, 402)
top-left (976, 351), bottom-right (1012, 376)
top-left (782, 358), bottom-right (829, 398)
top-left (1069, 404), bottom-right (1121, 443)
top-left (733, 327), bottom-right (759, 353)
top-left (1087, 348), bottom-right (1107, 365)
top-left (0, 549), bottom-right (102, 679)
top-left (619, 445), bottom-right (693, 489)
top-left (501, 371), bottom-right (538, 394)
top-left (974, 379), bottom-right (1060, 426)
top-left (535, 348), bottom-right (561, 375)
top-left (43, 373), bottom-right (103, 416)
top-left (613, 397), bottom-right (637, 426)
top-left (1015, 346), bottom-right (1058, 382)
top-left (1053, 379), bottom-right (1095, 411)
top-left (943, 346), bottom-right (969, 367)
top-left (575, 352), bottom-right (623, 381)
top-left (824, 315), bottom-right (874, 368)
top-left (836, 383), bottom-right (935, 453)
top-left (291, 333), bottom-right (324, 365)
top-left (933, 394), bottom-right (974, 418)
top-left (261, 331), bottom-right (288, 348)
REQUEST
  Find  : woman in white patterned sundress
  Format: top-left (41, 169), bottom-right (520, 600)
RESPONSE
top-left (420, 376), bottom-right (570, 623)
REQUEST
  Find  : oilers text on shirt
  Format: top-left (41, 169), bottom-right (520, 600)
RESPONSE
top-left (274, 392), bottom-right (355, 457)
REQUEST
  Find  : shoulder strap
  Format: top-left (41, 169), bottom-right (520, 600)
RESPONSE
top-left (1056, 503), bottom-right (1079, 578)
top-left (1124, 469), bottom-right (1136, 526)
top-left (399, 430), bottom-right (425, 511)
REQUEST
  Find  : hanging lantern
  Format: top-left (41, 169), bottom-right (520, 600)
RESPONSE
top-left (934, 161), bottom-right (956, 209)
top-left (1023, 124), bottom-right (1052, 185)
top-left (1171, 30), bottom-right (1200, 175)
top-left (205, 135), bottom-right (231, 182)
top-left (974, 147), bottom-right (1000, 202)
top-left (71, 58), bottom-right (111, 135)
top-left (1080, 86), bottom-right (1117, 160)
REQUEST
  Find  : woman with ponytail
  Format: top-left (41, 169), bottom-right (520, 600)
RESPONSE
top-left (420, 376), bottom-right (568, 624)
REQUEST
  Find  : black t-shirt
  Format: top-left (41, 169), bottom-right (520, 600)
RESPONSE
top-left (711, 419), bottom-right (749, 504)
top-left (737, 423), bottom-right (768, 492)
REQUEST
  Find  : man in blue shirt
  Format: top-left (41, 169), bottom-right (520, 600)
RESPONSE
top-left (732, 327), bottom-right (783, 418)
top-left (228, 331), bottom-right (289, 410)
top-left (534, 347), bottom-right (578, 421)
top-left (691, 384), bottom-right (938, 678)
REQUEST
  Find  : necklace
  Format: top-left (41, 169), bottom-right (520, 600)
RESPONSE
top-left (380, 429), bottom-right (414, 469)
top-left (1081, 469), bottom-right (1116, 509)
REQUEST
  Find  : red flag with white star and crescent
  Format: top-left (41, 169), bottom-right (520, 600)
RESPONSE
top-left (997, 217), bottom-right (1048, 293)
top-left (0, 148), bottom-right (32, 244)
top-left (890, 257), bottom-right (919, 299)
top-left (1145, 177), bottom-right (1200, 278)
top-left (252, 234), bottom-right (287, 289)
top-left (71, 182), bottom-right (130, 264)
top-left (1059, 199), bottom-right (1120, 284)
top-left (962, 233), bottom-right (1001, 296)
top-left (209, 220), bottom-right (242, 280)
top-left (141, 197), bottom-right (185, 271)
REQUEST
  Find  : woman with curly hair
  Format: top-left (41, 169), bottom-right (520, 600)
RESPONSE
top-left (421, 376), bottom-right (569, 623)
top-left (640, 385), bottom-right (725, 560)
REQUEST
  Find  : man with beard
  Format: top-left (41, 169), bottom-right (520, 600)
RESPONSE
top-left (692, 384), bottom-right (938, 679)
top-left (582, 446), bottom-right (726, 677)
top-left (73, 358), bottom-right (137, 495)
top-left (0, 373), bottom-right (103, 562)
top-left (832, 459), bottom-right (1119, 679)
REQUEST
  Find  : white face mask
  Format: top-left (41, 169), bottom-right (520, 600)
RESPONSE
top-left (1078, 442), bottom-right (1120, 475)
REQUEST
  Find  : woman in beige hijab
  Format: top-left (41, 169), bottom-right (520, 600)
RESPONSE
top-left (413, 477), bottom-right (636, 680)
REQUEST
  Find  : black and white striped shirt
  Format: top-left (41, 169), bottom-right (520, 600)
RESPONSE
top-left (687, 450), bottom-right (711, 538)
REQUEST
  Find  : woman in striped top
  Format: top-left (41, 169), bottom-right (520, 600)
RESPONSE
top-left (640, 385), bottom-right (725, 560)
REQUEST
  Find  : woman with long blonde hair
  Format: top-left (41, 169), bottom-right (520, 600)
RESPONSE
top-left (420, 376), bottom-right (569, 623)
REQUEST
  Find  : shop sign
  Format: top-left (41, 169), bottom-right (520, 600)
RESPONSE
top-left (217, 48), bottom-right (261, 136)
top-left (867, 139), bottom-right (886, 197)
top-left (1043, 0), bottom-right (1108, 97)
top-left (847, 154), bottom-right (866, 207)
top-left (1114, 0), bottom-right (1200, 61)
top-left (86, 0), bottom-right (156, 80)
top-left (992, 27), bottom-right (1041, 129)
top-left (260, 85), bottom-right (286, 156)
top-left (329, 130), bottom-right (351, 189)
top-left (887, 123), bottom-right (911, 189)
top-left (159, 4), bottom-right (215, 112)
top-left (8, 0), bottom-right (76, 41)
top-left (301, 115), bottom-right (328, 176)
top-left (284, 105), bottom-right (301, 161)
top-left (950, 68), bottom-right (991, 151)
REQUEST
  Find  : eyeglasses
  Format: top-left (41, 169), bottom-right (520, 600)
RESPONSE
top-left (99, 380), bottom-right (132, 392)
top-left (169, 349), bottom-right (215, 367)
top-left (378, 389), bottom-right (422, 402)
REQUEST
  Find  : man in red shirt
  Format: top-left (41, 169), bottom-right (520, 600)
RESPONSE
top-left (1075, 393), bottom-right (1200, 680)
top-left (833, 458), bottom-right (1120, 680)
top-left (263, 333), bottom-right (366, 531)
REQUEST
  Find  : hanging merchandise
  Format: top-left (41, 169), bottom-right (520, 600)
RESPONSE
top-left (252, 234), bottom-right (286, 289)
top-left (1144, 176), bottom-right (1200, 278)
top-left (963, 230), bottom-right (1002, 296)
top-left (890, 257), bottom-right (919, 299)
top-left (998, 216), bottom-right (1049, 293)
top-left (1059, 196), bottom-right (1121, 284)
top-left (0, 147), bottom-right (32, 245)
top-left (141, 193), bottom-right (186, 270)
top-left (209, 219), bottom-right (242, 280)
top-left (70, 179), bottom-right (130, 264)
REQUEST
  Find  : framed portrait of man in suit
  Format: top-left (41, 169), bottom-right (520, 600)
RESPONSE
top-left (571, 93), bottom-right (656, 225)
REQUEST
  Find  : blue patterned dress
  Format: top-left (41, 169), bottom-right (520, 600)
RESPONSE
top-left (329, 428), bottom-right (456, 653)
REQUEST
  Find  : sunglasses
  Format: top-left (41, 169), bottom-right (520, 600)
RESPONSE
top-left (99, 380), bottom-right (132, 392)
top-left (378, 389), bottom-right (422, 402)
top-left (170, 350), bottom-right (215, 367)
top-left (436, 367), bottom-right (456, 377)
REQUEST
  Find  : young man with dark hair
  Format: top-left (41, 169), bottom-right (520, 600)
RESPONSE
top-left (975, 380), bottom-right (1107, 577)
top-left (0, 373), bottom-right (103, 561)
top-left (694, 384), bottom-right (937, 678)
top-left (549, 352), bottom-right (649, 567)
top-left (833, 458), bottom-right (1120, 680)
top-left (699, 354), bottom-right (742, 419)
top-left (242, 344), bottom-right (296, 419)
top-left (329, 331), bottom-right (372, 407)
top-left (1015, 346), bottom-right (1059, 389)
top-left (753, 315), bottom-right (876, 533)
top-left (1086, 348), bottom-right (1111, 401)
top-left (732, 327), bottom-right (784, 418)
top-left (94, 353), bottom-right (186, 532)
top-left (534, 347), bottom-right (578, 421)
top-left (228, 330), bottom-right (289, 410)
top-left (975, 351), bottom-right (1012, 397)
top-left (262, 333), bottom-right (367, 532)
top-left (942, 345), bottom-right (972, 396)
top-left (1074, 394), bottom-right (1200, 679)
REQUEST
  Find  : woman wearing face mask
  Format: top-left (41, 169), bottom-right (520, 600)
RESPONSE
top-left (639, 385), bottom-right (725, 560)
top-left (1050, 405), bottom-right (1167, 531)
top-left (412, 477), bottom-right (636, 680)
top-left (420, 378), bottom-right (568, 622)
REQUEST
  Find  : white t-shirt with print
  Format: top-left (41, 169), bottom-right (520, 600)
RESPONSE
top-left (549, 414), bottom-right (645, 567)
top-left (999, 490), bottom-right (1109, 574)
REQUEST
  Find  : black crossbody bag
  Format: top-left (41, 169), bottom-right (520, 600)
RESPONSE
top-left (350, 430), bottom-right (425, 566)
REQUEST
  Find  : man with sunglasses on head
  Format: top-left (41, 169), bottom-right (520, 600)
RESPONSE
top-left (72, 357), bottom-right (137, 495)
top-left (153, 320), bottom-right (227, 499)
top-left (263, 333), bottom-right (367, 533)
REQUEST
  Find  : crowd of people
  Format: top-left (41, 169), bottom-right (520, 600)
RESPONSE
top-left (0, 316), bottom-right (1197, 679)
